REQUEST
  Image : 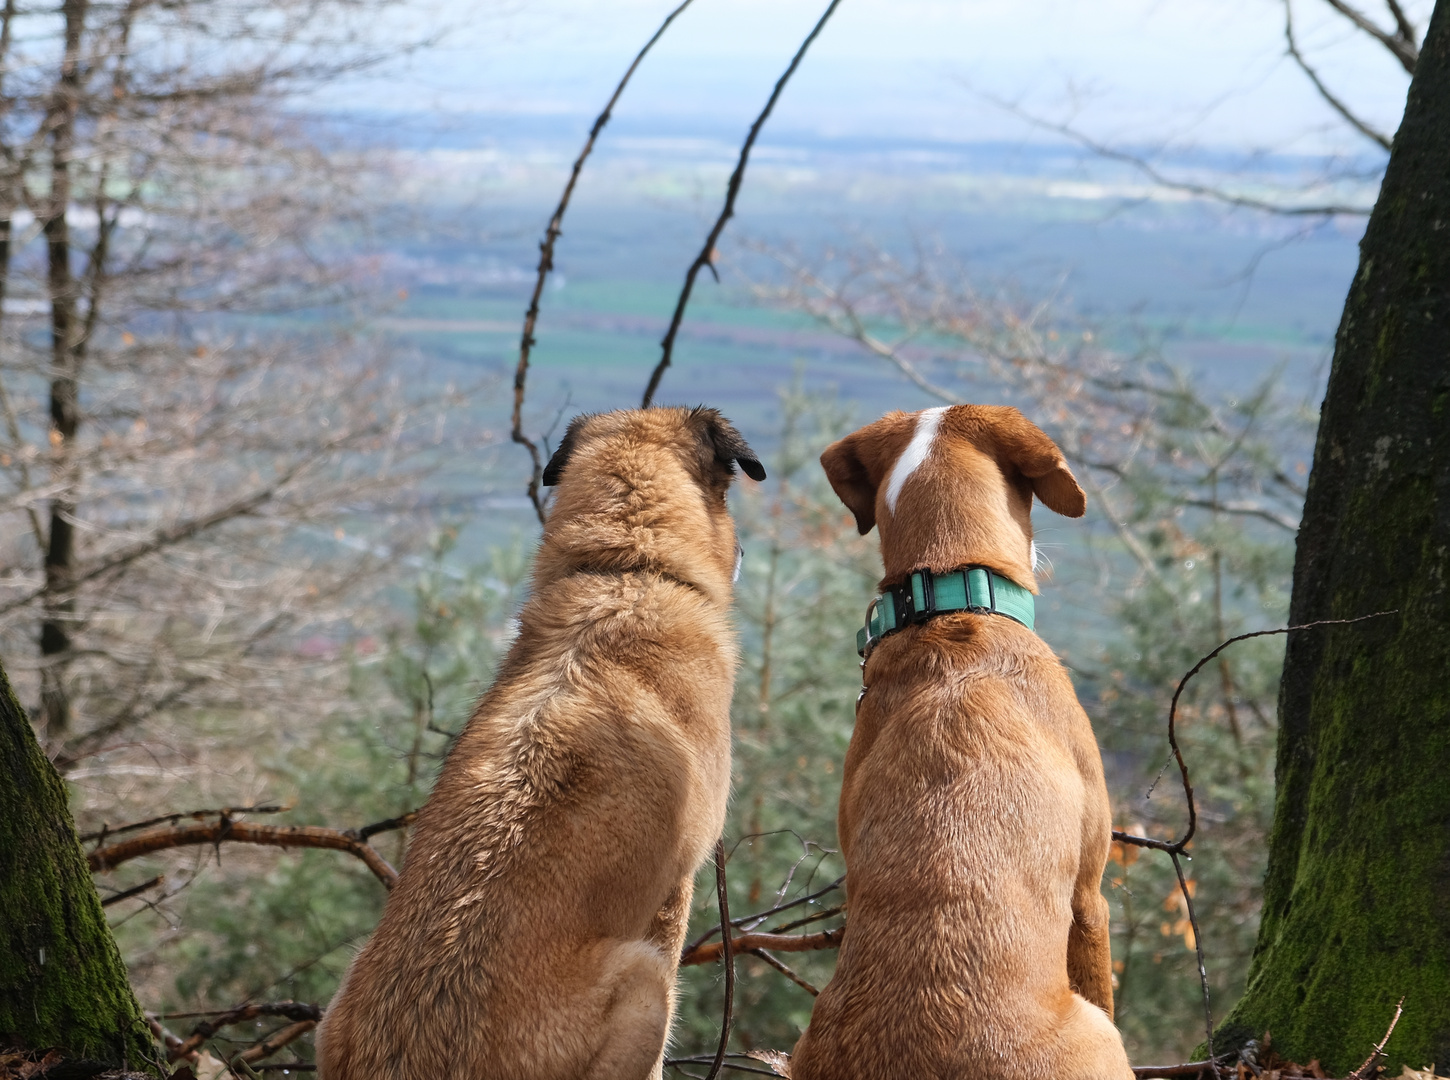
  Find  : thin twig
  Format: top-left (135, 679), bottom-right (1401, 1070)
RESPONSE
top-left (353, 809), bottom-right (418, 842)
top-left (80, 804), bottom-right (289, 845)
top-left (703, 839), bottom-right (735, 1080)
top-left (100, 874), bottom-right (164, 907)
top-left (232, 1019), bottom-right (317, 1066)
top-left (1112, 611), bottom-right (1396, 854)
top-left (684, 874), bottom-right (843, 952)
top-left (1133, 1060), bottom-right (1232, 1079)
top-left (768, 903), bottom-right (843, 935)
top-left (1285, 0), bottom-right (1393, 151)
top-left (160, 1002), bottom-right (322, 1063)
top-left (1319, 0), bottom-right (1418, 73)
top-left (512, 0), bottom-right (696, 523)
top-left (989, 97), bottom-right (1373, 217)
top-left (1107, 611), bottom-right (1397, 1080)
top-left (1172, 850), bottom-right (1217, 1074)
top-left (746, 948), bottom-right (819, 995)
top-left (681, 926), bottom-right (844, 967)
top-left (1348, 997), bottom-right (1405, 1079)
top-left (641, 0), bottom-right (844, 407)
top-left (1381, 0), bottom-right (1418, 48)
top-left (667, 1055), bottom-right (780, 1077)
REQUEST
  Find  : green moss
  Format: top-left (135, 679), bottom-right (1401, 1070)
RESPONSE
top-left (0, 661), bottom-right (162, 1072)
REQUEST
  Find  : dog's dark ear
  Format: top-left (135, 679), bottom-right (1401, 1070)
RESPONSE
top-left (820, 412), bottom-right (917, 535)
top-left (692, 408), bottom-right (766, 483)
top-left (984, 406), bottom-right (1086, 518)
top-left (541, 415), bottom-right (591, 487)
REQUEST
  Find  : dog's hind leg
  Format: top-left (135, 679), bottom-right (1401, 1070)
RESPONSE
top-left (1067, 884), bottom-right (1115, 1019)
top-left (581, 940), bottom-right (674, 1080)
top-left (1048, 995), bottom-right (1135, 1080)
top-left (637, 879), bottom-right (695, 1080)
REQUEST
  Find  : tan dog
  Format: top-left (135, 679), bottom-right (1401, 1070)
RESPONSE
top-left (789, 405), bottom-right (1131, 1080)
top-left (317, 406), bottom-right (765, 1080)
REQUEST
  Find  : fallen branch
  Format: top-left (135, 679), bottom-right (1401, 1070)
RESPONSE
top-left (1133, 1060), bottom-right (1230, 1079)
top-left (681, 926), bottom-right (844, 967)
top-left (512, 0), bottom-right (697, 523)
top-left (641, 0), bottom-right (844, 408)
top-left (87, 812), bottom-right (414, 890)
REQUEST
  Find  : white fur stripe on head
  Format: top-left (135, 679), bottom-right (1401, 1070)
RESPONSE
top-left (885, 406), bottom-right (947, 515)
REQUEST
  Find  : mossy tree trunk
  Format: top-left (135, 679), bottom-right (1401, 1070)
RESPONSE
top-left (1219, 2), bottom-right (1450, 1073)
top-left (0, 657), bottom-right (160, 1073)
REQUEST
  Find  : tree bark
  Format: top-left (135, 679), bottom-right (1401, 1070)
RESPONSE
top-left (1219, 1), bottom-right (1450, 1072)
top-left (0, 656), bottom-right (160, 1072)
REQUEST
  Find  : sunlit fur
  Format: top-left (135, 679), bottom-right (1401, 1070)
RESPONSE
top-left (791, 404), bottom-right (1132, 1080)
top-left (317, 408), bottom-right (754, 1080)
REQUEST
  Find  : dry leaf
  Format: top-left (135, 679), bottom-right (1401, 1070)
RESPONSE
top-left (747, 1049), bottom-right (793, 1078)
top-left (190, 1051), bottom-right (229, 1080)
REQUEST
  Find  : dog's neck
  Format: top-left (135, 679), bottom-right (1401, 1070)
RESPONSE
top-left (533, 490), bottom-right (734, 607)
top-left (876, 477), bottom-right (1039, 595)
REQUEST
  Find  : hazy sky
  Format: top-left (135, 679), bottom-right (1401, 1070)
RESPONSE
top-left (368, 0), bottom-right (1426, 154)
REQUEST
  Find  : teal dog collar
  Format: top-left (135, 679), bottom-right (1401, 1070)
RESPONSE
top-left (857, 566), bottom-right (1035, 657)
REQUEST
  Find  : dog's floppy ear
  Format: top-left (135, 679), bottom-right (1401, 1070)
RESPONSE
top-left (691, 408), bottom-right (767, 482)
top-left (541, 414), bottom-right (591, 487)
top-left (985, 407), bottom-right (1086, 518)
top-left (820, 412), bottom-right (916, 535)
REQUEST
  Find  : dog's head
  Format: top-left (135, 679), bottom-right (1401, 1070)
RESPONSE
top-left (535, 406), bottom-right (765, 600)
top-left (820, 405), bottom-right (1084, 591)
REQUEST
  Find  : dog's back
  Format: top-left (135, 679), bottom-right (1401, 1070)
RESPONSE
top-left (318, 408), bottom-right (764, 1080)
top-left (794, 616), bottom-right (1126, 1078)
top-left (790, 406), bottom-right (1131, 1080)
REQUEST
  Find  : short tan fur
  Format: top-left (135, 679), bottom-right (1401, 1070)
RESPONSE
top-left (790, 404), bottom-right (1132, 1080)
top-left (318, 406), bottom-right (763, 1080)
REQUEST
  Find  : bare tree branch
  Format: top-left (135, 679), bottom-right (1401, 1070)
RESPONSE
top-left (745, 948), bottom-right (819, 996)
top-left (680, 926), bottom-right (844, 967)
top-left (99, 873), bottom-right (163, 906)
top-left (1381, 0), bottom-right (1418, 48)
top-left (1320, 0), bottom-right (1418, 73)
top-left (0, 456), bottom-right (312, 617)
top-left (641, 0), bottom-right (844, 407)
top-left (233, 1018), bottom-right (316, 1066)
top-left (80, 803), bottom-right (289, 844)
top-left (513, 0), bottom-right (697, 524)
top-left (158, 1001), bottom-right (322, 1063)
top-left (87, 814), bottom-right (410, 889)
top-left (1286, 0), bottom-right (1394, 151)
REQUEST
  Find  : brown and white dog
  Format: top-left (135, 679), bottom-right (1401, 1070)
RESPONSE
top-left (789, 405), bottom-right (1132, 1080)
top-left (317, 406), bottom-right (764, 1080)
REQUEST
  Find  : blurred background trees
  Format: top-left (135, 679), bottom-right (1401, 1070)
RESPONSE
top-left (0, 0), bottom-right (446, 771)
